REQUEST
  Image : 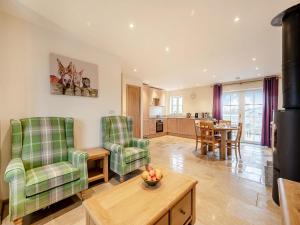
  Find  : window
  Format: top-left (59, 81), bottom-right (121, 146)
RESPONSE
top-left (170, 96), bottom-right (183, 114)
top-left (222, 89), bottom-right (263, 144)
top-left (222, 92), bottom-right (240, 126)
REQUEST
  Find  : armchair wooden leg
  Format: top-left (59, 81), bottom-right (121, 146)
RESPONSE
top-left (77, 190), bottom-right (88, 201)
top-left (13, 218), bottom-right (23, 225)
top-left (120, 175), bottom-right (125, 183)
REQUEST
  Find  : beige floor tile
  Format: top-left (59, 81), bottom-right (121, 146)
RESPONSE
top-left (2, 136), bottom-right (279, 225)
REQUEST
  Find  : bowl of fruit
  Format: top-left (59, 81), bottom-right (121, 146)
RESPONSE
top-left (141, 165), bottom-right (163, 187)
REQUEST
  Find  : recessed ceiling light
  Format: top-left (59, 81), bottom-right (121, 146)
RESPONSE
top-left (190, 10), bottom-right (195, 16)
top-left (165, 46), bottom-right (170, 52)
top-left (203, 68), bottom-right (208, 72)
top-left (234, 17), bottom-right (240, 22)
top-left (133, 68), bottom-right (137, 72)
top-left (252, 57), bottom-right (256, 61)
top-left (255, 67), bottom-right (259, 70)
top-left (212, 75), bottom-right (216, 78)
top-left (129, 23), bottom-right (135, 29)
top-left (257, 73), bottom-right (261, 76)
top-left (86, 21), bottom-right (91, 27)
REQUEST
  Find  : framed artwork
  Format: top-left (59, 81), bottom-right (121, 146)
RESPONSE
top-left (50, 53), bottom-right (98, 97)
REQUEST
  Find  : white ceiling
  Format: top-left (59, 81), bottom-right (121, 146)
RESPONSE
top-left (2, 0), bottom-right (299, 90)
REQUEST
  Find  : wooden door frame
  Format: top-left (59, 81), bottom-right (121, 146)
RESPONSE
top-left (126, 84), bottom-right (141, 138)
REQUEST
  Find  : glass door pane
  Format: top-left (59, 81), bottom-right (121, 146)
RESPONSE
top-left (243, 90), bottom-right (263, 143)
top-left (222, 92), bottom-right (240, 126)
top-left (222, 89), bottom-right (263, 144)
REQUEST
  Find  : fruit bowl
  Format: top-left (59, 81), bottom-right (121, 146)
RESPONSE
top-left (141, 165), bottom-right (163, 187)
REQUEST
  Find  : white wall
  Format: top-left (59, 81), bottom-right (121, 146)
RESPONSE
top-left (0, 12), bottom-right (122, 199)
top-left (165, 78), bottom-right (283, 116)
top-left (165, 86), bottom-right (213, 115)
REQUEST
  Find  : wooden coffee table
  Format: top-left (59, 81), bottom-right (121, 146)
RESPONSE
top-left (82, 147), bottom-right (110, 183)
top-left (83, 169), bottom-right (197, 225)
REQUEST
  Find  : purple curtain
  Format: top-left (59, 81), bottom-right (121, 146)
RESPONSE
top-left (261, 77), bottom-right (278, 147)
top-left (212, 84), bottom-right (222, 120)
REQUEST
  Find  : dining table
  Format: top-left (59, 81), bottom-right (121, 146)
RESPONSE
top-left (213, 126), bottom-right (238, 160)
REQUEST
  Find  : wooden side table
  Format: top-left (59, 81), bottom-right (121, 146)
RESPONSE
top-left (82, 147), bottom-right (110, 183)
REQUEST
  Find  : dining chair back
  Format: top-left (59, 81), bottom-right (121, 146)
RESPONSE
top-left (200, 121), bottom-right (215, 142)
top-left (227, 122), bottom-right (243, 159)
top-left (199, 120), bottom-right (221, 156)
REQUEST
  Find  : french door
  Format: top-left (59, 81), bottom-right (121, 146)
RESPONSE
top-left (222, 89), bottom-right (263, 144)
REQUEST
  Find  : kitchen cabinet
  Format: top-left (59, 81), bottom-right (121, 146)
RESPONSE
top-left (167, 118), bottom-right (178, 134)
top-left (166, 118), bottom-right (196, 138)
top-left (143, 119), bottom-right (150, 136)
top-left (182, 119), bottom-right (196, 136)
top-left (149, 119), bottom-right (157, 135)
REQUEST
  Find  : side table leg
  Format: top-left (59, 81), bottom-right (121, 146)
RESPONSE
top-left (86, 210), bottom-right (90, 225)
top-left (104, 156), bottom-right (108, 182)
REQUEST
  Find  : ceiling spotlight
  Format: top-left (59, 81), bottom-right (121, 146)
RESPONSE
top-left (203, 68), bottom-right (208, 72)
top-left (129, 23), bottom-right (135, 29)
top-left (86, 21), bottom-right (91, 27)
top-left (165, 46), bottom-right (170, 52)
top-left (133, 68), bottom-right (137, 72)
top-left (234, 17), bottom-right (240, 22)
top-left (252, 57), bottom-right (256, 61)
top-left (257, 73), bottom-right (261, 76)
top-left (255, 67), bottom-right (259, 70)
top-left (212, 75), bottom-right (216, 78)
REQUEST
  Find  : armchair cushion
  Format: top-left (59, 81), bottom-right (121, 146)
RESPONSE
top-left (25, 161), bottom-right (80, 197)
top-left (124, 147), bottom-right (149, 163)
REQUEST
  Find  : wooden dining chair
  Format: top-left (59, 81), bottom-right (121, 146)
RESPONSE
top-left (200, 121), bottom-right (221, 156)
top-left (227, 122), bottom-right (243, 159)
top-left (194, 119), bottom-right (201, 151)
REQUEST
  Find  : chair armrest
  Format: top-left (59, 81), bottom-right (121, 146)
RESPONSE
top-left (130, 138), bottom-right (149, 149)
top-left (103, 142), bottom-right (124, 154)
top-left (68, 148), bottom-right (88, 190)
top-left (4, 158), bottom-right (26, 220)
top-left (4, 158), bottom-right (25, 183)
top-left (68, 148), bottom-right (88, 167)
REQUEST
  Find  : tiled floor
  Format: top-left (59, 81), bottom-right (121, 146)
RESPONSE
top-left (2, 135), bottom-right (279, 225)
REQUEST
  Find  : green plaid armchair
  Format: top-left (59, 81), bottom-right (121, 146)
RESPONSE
top-left (4, 117), bottom-right (88, 222)
top-left (102, 116), bottom-right (150, 181)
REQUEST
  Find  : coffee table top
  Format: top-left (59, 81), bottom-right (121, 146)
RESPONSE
top-left (83, 169), bottom-right (197, 225)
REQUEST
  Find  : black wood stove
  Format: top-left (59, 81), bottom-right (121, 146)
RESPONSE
top-left (271, 4), bottom-right (300, 205)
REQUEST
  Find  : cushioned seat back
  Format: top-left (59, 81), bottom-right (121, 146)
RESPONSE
top-left (102, 116), bottom-right (132, 147)
top-left (20, 117), bottom-right (68, 170)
